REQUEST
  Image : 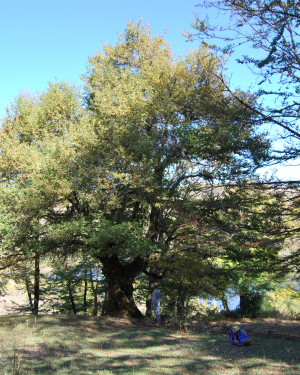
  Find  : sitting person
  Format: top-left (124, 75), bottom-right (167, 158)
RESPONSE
top-left (229, 326), bottom-right (253, 346)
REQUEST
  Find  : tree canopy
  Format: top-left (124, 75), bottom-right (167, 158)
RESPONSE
top-left (0, 22), bottom-right (292, 317)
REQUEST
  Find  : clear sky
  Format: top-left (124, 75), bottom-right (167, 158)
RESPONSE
top-left (0, 0), bottom-right (202, 118)
top-left (0, 0), bottom-right (298, 179)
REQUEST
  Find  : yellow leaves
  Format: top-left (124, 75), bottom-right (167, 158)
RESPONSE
top-left (85, 22), bottom-right (232, 136)
top-left (0, 82), bottom-right (92, 219)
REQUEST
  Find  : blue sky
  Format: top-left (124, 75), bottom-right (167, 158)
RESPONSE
top-left (1, 0), bottom-right (298, 179)
top-left (0, 0), bottom-right (202, 118)
top-left (1, 0), bottom-right (253, 116)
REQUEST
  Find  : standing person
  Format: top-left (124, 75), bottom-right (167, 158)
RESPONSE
top-left (151, 283), bottom-right (161, 325)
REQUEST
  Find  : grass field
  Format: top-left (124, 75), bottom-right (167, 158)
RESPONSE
top-left (0, 315), bottom-right (299, 374)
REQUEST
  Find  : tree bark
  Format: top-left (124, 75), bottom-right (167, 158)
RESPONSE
top-left (176, 294), bottom-right (186, 319)
top-left (90, 269), bottom-right (100, 316)
top-left (25, 278), bottom-right (33, 313)
top-left (220, 294), bottom-right (230, 313)
top-left (146, 289), bottom-right (153, 318)
top-left (67, 279), bottom-right (77, 314)
top-left (100, 254), bottom-right (144, 318)
top-left (239, 294), bottom-right (247, 314)
top-left (101, 290), bottom-right (108, 316)
top-left (83, 271), bottom-right (88, 315)
top-left (33, 253), bottom-right (40, 315)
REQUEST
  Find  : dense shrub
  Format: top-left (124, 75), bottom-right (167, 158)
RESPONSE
top-left (260, 288), bottom-right (300, 320)
top-left (238, 291), bottom-right (263, 318)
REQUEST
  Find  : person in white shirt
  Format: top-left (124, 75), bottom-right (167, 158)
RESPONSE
top-left (151, 283), bottom-right (161, 325)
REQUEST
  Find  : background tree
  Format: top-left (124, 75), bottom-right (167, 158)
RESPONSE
top-left (261, 281), bottom-right (300, 319)
top-left (11, 254), bottom-right (41, 315)
top-left (186, 1), bottom-right (300, 283)
top-left (189, 0), bottom-right (300, 163)
top-left (0, 82), bottom-right (87, 314)
top-left (155, 179), bottom-right (291, 318)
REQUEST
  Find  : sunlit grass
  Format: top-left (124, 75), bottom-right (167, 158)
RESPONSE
top-left (0, 315), bottom-right (299, 374)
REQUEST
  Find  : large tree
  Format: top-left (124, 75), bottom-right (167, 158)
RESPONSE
top-left (82, 21), bottom-right (271, 316)
top-left (0, 22), bottom-right (271, 317)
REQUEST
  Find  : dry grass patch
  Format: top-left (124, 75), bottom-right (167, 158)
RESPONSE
top-left (0, 315), bottom-right (299, 374)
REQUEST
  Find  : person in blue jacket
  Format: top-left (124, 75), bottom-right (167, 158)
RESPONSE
top-left (230, 326), bottom-right (253, 346)
top-left (151, 283), bottom-right (161, 325)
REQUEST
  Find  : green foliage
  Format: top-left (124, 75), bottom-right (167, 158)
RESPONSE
top-left (42, 256), bottom-right (105, 315)
top-left (261, 286), bottom-right (300, 320)
top-left (238, 290), bottom-right (264, 318)
top-left (87, 219), bottom-right (160, 260)
top-left (156, 180), bottom-right (289, 316)
top-left (189, 298), bottom-right (220, 318)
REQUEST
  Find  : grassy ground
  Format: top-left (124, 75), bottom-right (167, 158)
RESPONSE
top-left (0, 315), bottom-right (299, 375)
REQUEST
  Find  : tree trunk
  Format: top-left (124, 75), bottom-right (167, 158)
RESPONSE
top-left (93, 292), bottom-right (98, 316)
top-left (239, 294), bottom-right (247, 314)
top-left (100, 254), bottom-right (144, 318)
top-left (176, 294), bottom-right (186, 319)
top-left (83, 271), bottom-right (88, 315)
top-left (25, 278), bottom-right (33, 313)
top-left (67, 279), bottom-right (77, 314)
top-left (146, 289), bottom-right (153, 318)
top-left (221, 294), bottom-right (230, 313)
top-left (90, 269), bottom-right (100, 316)
top-left (166, 297), bottom-right (176, 319)
top-left (32, 253), bottom-right (40, 315)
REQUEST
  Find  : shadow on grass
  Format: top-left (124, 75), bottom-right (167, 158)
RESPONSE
top-left (0, 315), bottom-right (299, 374)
